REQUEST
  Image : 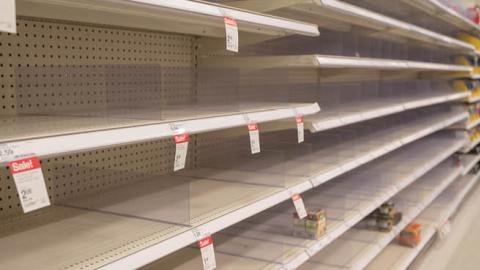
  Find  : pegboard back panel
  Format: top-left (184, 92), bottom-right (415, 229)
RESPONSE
top-left (0, 17), bottom-right (194, 115)
top-left (0, 136), bottom-right (197, 220)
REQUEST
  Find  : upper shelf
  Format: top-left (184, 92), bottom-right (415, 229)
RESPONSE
top-left (15, 0), bottom-right (320, 37)
top-left (405, 0), bottom-right (480, 35)
top-left (199, 54), bottom-right (473, 72)
top-left (0, 102), bottom-right (319, 164)
top-left (228, 0), bottom-right (475, 52)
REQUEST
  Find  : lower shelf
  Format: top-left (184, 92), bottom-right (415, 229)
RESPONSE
top-left (301, 157), bottom-right (462, 270)
top-left (142, 132), bottom-right (464, 270)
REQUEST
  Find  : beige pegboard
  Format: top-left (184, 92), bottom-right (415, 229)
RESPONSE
top-left (0, 17), bottom-right (196, 220)
top-left (0, 17), bottom-right (194, 115)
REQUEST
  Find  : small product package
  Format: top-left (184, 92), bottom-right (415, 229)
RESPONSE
top-left (398, 222), bottom-right (422, 248)
top-left (293, 209), bottom-right (327, 240)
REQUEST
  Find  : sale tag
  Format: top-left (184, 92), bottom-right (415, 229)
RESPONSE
top-left (173, 133), bottom-right (189, 171)
top-left (291, 193), bottom-right (307, 219)
top-left (224, 17), bottom-right (238, 52)
top-left (0, 0), bottom-right (16, 33)
top-left (9, 156), bottom-right (50, 213)
top-left (296, 115), bottom-right (304, 143)
top-left (198, 236), bottom-right (216, 270)
top-left (247, 123), bottom-right (260, 154)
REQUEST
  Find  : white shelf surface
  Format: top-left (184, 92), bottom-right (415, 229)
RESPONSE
top-left (363, 224), bottom-right (436, 270)
top-left (199, 54), bottom-right (473, 72)
top-left (15, 0), bottom-right (320, 37)
top-left (300, 159), bottom-right (462, 270)
top-left (306, 91), bottom-right (468, 133)
top-left (418, 170), bottom-right (480, 228)
top-left (405, 0), bottom-right (480, 34)
top-left (459, 135), bottom-right (480, 153)
top-left (0, 110), bottom-right (466, 270)
top-left (460, 154), bottom-right (480, 176)
top-left (0, 102), bottom-right (320, 164)
top-left (466, 95), bottom-right (480, 104)
top-left (141, 133), bottom-right (464, 270)
top-left (229, 0), bottom-right (474, 52)
top-left (364, 170), bottom-right (480, 270)
top-left (450, 117), bottom-right (480, 130)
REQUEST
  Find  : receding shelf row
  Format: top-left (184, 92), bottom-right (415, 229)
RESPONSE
top-left (366, 169), bottom-right (480, 270)
top-left (301, 158), bottom-right (463, 270)
top-left (405, 0), bottom-right (480, 34)
top-left (200, 54), bottom-right (473, 72)
top-left (0, 102), bottom-right (320, 164)
top-left (13, 0), bottom-right (320, 37)
top-left (142, 132), bottom-right (464, 270)
top-left (0, 108), bottom-right (466, 270)
top-left (459, 153), bottom-right (480, 176)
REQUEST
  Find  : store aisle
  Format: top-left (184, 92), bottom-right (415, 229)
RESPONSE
top-left (413, 182), bottom-right (480, 270)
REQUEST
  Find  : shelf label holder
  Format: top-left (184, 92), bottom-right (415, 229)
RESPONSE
top-left (0, 0), bottom-right (16, 33)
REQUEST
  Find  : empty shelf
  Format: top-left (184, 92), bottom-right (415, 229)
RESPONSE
top-left (405, 0), bottom-right (480, 34)
top-left (365, 170), bottom-right (480, 270)
top-left (228, 0), bottom-right (474, 52)
top-left (305, 91), bottom-right (468, 133)
top-left (303, 159), bottom-right (462, 270)
top-left (199, 54), bottom-right (473, 72)
top-left (418, 170), bottom-right (480, 228)
top-left (15, 0), bottom-right (320, 37)
top-left (460, 134), bottom-right (480, 153)
top-left (460, 154), bottom-right (480, 176)
top-left (142, 134), bottom-right (464, 270)
top-left (364, 224), bottom-right (436, 270)
top-left (0, 102), bottom-right (320, 164)
top-left (0, 109), bottom-right (466, 270)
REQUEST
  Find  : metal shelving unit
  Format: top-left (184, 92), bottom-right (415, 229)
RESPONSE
top-left (1, 0), bottom-right (478, 269)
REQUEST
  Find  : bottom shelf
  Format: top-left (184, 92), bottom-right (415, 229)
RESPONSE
top-left (364, 170), bottom-right (480, 270)
top-left (300, 158), bottom-right (462, 270)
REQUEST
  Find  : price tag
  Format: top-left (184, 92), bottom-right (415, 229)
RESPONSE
top-left (0, 144), bottom-right (16, 163)
top-left (0, 0), bottom-right (16, 33)
top-left (291, 193), bottom-right (307, 219)
top-left (9, 156), bottom-right (50, 213)
top-left (247, 123), bottom-right (260, 154)
top-left (198, 236), bottom-right (216, 270)
top-left (224, 17), bottom-right (238, 52)
top-left (173, 133), bottom-right (189, 171)
top-left (296, 115), bottom-right (304, 143)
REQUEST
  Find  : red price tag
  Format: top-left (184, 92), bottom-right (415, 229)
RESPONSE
top-left (198, 236), bottom-right (216, 270)
top-left (292, 193), bottom-right (307, 219)
top-left (248, 123), bottom-right (260, 154)
top-left (173, 133), bottom-right (189, 171)
top-left (296, 115), bottom-right (304, 143)
top-left (224, 17), bottom-right (238, 52)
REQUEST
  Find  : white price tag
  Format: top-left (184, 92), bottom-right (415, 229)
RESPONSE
top-left (247, 123), bottom-right (260, 154)
top-left (0, 144), bottom-right (16, 163)
top-left (198, 236), bottom-right (216, 270)
top-left (9, 156), bottom-right (50, 213)
top-left (291, 193), bottom-right (307, 219)
top-left (0, 0), bottom-right (16, 33)
top-left (296, 115), bottom-right (304, 143)
top-left (224, 17), bottom-right (238, 52)
top-left (173, 133), bottom-right (189, 171)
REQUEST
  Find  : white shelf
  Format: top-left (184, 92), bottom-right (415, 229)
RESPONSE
top-left (364, 224), bottom-right (436, 270)
top-left (365, 170), bottom-right (480, 270)
top-left (450, 117), bottom-right (480, 130)
top-left (302, 159), bottom-right (462, 270)
top-left (460, 135), bottom-right (480, 153)
top-left (142, 133), bottom-right (464, 270)
top-left (460, 154), bottom-right (480, 176)
top-left (0, 102), bottom-right (320, 164)
top-left (405, 0), bottom-right (480, 34)
top-left (306, 91), bottom-right (468, 133)
top-left (229, 0), bottom-right (474, 52)
top-left (0, 110), bottom-right (466, 270)
top-left (467, 95), bottom-right (480, 104)
top-left (199, 54), bottom-right (473, 72)
top-left (418, 170), bottom-right (480, 227)
top-left (14, 0), bottom-right (320, 37)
